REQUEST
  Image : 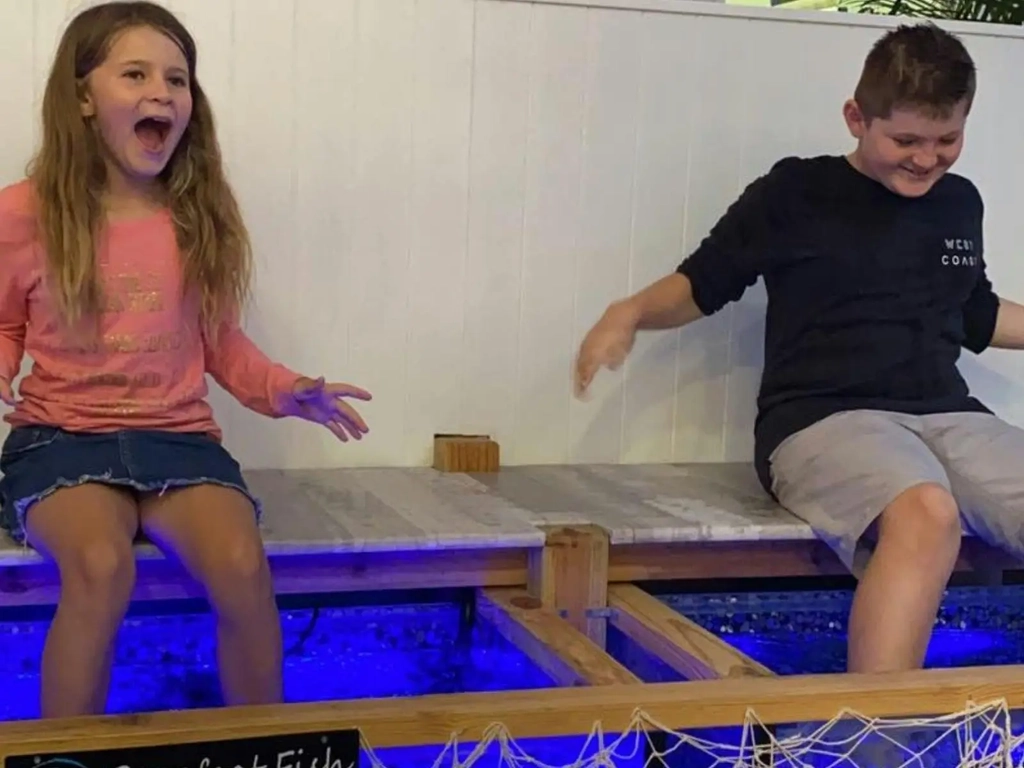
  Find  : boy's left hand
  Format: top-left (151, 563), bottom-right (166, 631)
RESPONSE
top-left (285, 376), bottom-right (372, 442)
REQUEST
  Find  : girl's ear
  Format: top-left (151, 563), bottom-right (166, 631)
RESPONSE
top-left (78, 80), bottom-right (95, 117)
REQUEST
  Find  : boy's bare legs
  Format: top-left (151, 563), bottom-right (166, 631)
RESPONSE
top-left (768, 411), bottom-right (964, 675)
top-left (846, 482), bottom-right (961, 673)
top-left (25, 484), bottom-right (139, 717)
top-left (140, 483), bottom-right (282, 705)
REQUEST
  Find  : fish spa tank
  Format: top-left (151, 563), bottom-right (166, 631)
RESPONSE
top-left (3, 577), bottom-right (1024, 767)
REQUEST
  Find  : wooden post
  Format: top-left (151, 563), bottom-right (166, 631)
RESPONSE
top-left (527, 525), bottom-right (609, 648)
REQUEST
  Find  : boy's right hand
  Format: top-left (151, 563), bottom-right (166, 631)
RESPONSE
top-left (574, 301), bottom-right (639, 398)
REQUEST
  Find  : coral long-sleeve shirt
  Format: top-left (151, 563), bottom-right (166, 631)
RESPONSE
top-left (0, 179), bottom-right (302, 438)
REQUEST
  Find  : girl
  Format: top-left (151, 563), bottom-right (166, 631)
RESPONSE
top-left (0, 1), bottom-right (371, 718)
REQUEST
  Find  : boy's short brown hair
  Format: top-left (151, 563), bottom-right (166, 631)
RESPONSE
top-left (854, 22), bottom-right (976, 121)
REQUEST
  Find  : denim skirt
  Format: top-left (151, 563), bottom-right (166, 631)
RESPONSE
top-left (0, 425), bottom-right (260, 544)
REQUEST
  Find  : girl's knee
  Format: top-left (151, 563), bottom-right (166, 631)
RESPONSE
top-left (58, 539), bottom-right (136, 611)
top-left (204, 539), bottom-right (273, 612)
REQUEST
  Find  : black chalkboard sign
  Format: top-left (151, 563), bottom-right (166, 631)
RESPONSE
top-left (4, 728), bottom-right (360, 768)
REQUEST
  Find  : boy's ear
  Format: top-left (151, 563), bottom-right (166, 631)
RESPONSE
top-left (842, 98), bottom-right (869, 139)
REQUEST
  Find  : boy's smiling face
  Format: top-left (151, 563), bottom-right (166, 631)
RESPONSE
top-left (844, 97), bottom-right (968, 198)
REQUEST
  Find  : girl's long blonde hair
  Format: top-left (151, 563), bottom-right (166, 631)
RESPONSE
top-left (29, 0), bottom-right (251, 338)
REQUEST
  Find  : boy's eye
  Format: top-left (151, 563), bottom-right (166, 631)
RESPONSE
top-left (124, 70), bottom-right (144, 80)
top-left (893, 138), bottom-right (916, 147)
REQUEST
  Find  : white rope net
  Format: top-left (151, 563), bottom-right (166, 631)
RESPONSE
top-left (363, 700), bottom-right (1024, 768)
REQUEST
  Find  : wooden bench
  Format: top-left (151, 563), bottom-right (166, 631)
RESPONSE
top-left (0, 462), bottom-right (1011, 609)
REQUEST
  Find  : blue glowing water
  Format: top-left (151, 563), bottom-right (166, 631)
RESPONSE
top-left (660, 584), bottom-right (1024, 674)
top-left (4, 584), bottom-right (1023, 767)
top-left (0, 599), bottom-right (555, 722)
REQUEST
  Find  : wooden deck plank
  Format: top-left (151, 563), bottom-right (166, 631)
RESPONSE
top-left (250, 468), bottom-right (547, 551)
top-left (0, 467), bottom-right (547, 566)
top-left (469, 463), bottom-right (809, 545)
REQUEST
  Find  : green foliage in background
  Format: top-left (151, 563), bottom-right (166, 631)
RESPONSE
top-left (851, 0), bottom-right (1024, 24)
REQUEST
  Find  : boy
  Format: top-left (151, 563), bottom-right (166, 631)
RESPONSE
top-left (574, 22), bottom-right (1024, 674)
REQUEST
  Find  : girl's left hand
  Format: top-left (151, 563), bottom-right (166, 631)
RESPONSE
top-left (285, 376), bottom-right (372, 442)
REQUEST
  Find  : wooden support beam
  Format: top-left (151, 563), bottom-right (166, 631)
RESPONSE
top-left (478, 587), bottom-right (639, 687)
top-left (608, 537), bottom-right (1019, 583)
top-left (0, 547), bottom-right (531, 608)
top-left (3, 665), bottom-right (1024, 756)
top-left (609, 540), bottom-right (846, 581)
top-left (608, 584), bottom-right (772, 680)
top-left (527, 525), bottom-right (609, 647)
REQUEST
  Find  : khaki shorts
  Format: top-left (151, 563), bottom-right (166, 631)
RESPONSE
top-left (768, 409), bottom-right (1024, 575)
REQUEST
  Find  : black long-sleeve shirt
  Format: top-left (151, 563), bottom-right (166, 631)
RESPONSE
top-left (677, 155), bottom-right (1000, 493)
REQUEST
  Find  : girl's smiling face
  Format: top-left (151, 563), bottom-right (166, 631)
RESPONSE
top-left (80, 24), bottom-right (193, 191)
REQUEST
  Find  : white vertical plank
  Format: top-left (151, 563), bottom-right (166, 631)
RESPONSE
top-left (620, 12), bottom-right (698, 464)
top-left (958, 35), bottom-right (1024, 425)
top-left (32, 0), bottom-right (73, 128)
top-left (722, 19), bottom-right (814, 463)
top-left (163, 0), bottom-right (235, 144)
top-left (461, 0), bottom-right (532, 461)
top-left (344, 0), bottom-right (416, 465)
top-left (0, 3), bottom-right (34, 184)
top-left (514, 3), bottom-right (589, 464)
top-left (791, 23), bottom-right (867, 157)
top-left (671, 16), bottom-right (755, 463)
top-left (403, 0), bottom-right (475, 464)
top-left (954, 35), bottom-right (998, 203)
top-left (291, 0), bottom-right (358, 466)
top-left (217, 0), bottom-right (297, 469)
top-left (566, 9), bottom-right (642, 463)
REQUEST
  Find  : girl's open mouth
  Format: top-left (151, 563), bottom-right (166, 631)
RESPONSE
top-left (134, 116), bottom-right (173, 153)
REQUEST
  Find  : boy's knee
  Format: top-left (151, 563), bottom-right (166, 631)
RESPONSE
top-left (878, 482), bottom-right (961, 559)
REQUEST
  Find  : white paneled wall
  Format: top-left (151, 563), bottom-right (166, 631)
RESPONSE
top-left (2, 0), bottom-right (1024, 470)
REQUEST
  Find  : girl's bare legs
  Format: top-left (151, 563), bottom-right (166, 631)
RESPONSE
top-left (140, 484), bottom-right (282, 704)
top-left (25, 484), bottom-right (139, 717)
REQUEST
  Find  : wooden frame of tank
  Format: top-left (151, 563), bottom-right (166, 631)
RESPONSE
top-left (0, 521), bottom-right (1020, 759)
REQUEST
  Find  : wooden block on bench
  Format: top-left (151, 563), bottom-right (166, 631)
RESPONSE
top-left (433, 434), bottom-right (500, 473)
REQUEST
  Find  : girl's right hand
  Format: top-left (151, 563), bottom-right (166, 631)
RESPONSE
top-left (0, 378), bottom-right (18, 407)
top-left (574, 302), bottom-right (639, 398)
